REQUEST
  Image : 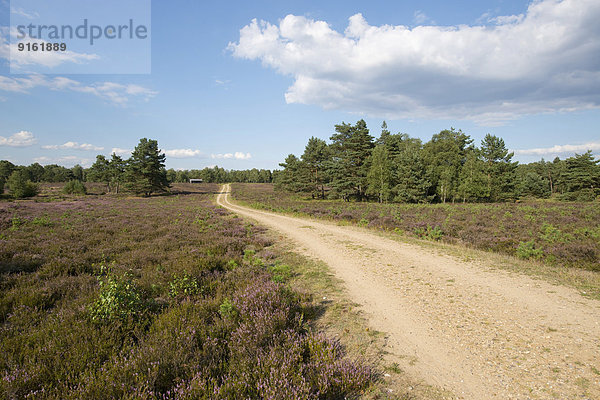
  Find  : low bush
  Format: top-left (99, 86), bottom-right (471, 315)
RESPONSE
top-left (89, 262), bottom-right (147, 323)
top-left (62, 180), bottom-right (87, 195)
top-left (516, 240), bottom-right (544, 260)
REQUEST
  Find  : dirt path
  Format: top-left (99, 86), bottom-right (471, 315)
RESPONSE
top-left (217, 184), bottom-right (600, 399)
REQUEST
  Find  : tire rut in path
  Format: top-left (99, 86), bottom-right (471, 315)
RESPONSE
top-left (217, 185), bottom-right (600, 399)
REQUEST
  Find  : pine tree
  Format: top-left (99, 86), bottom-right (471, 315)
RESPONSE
top-left (329, 120), bottom-right (374, 201)
top-left (301, 137), bottom-right (330, 199)
top-left (109, 154), bottom-right (126, 193)
top-left (480, 134), bottom-right (518, 201)
top-left (124, 138), bottom-right (169, 196)
top-left (563, 151), bottom-right (600, 201)
top-left (6, 169), bottom-right (38, 198)
top-left (274, 154), bottom-right (309, 192)
top-left (88, 155), bottom-right (111, 192)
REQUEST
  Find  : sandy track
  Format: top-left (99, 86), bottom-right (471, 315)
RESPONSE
top-left (217, 185), bottom-right (600, 399)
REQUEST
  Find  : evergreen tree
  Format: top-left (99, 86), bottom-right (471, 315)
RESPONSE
top-left (392, 138), bottom-right (432, 203)
top-left (6, 169), bottom-right (38, 198)
top-left (124, 138), bottom-right (169, 196)
top-left (518, 171), bottom-right (551, 198)
top-left (329, 120), bottom-right (374, 201)
top-left (0, 160), bottom-right (15, 194)
top-left (26, 163), bottom-right (45, 182)
top-left (376, 121), bottom-right (391, 146)
top-left (301, 137), bottom-right (330, 199)
top-left (0, 160), bottom-right (15, 182)
top-left (366, 145), bottom-right (392, 203)
top-left (274, 154), bottom-right (309, 192)
top-left (71, 164), bottom-right (85, 181)
top-left (109, 154), bottom-right (126, 193)
top-left (480, 134), bottom-right (518, 201)
top-left (41, 165), bottom-right (74, 182)
top-left (88, 155), bottom-right (111, 192)
top-left (551, 157), bottom-right (568, 195)
top-left (563, 151), bottom-right (600, 201)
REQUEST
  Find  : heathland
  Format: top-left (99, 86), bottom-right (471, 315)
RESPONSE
top-left (0, 184), bottom-right (372, 399)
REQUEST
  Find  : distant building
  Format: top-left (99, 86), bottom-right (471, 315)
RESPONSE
top-left (189, 179), bottom-right (203, 183)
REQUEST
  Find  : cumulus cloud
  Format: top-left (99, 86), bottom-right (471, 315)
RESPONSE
top-left (164, 149), bottom-right (203, 158)
top-left (0, 74), bottom-right (158, 105)
top-left (42, 141), bottom-right (104, 151)
top-left (229, 0), bottom-right (600, 125)
top-left (211, 152), bottom-right (252, 160)
top-left (0, 130), bottom-right (37, 147)
top-left (514, 141), bottom-right (600, 156)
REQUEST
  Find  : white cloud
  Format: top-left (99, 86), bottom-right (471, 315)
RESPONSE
top-left (164, 149), bottom-right (203, 158)
top-left (10, 7), bottom-right (39, 19)
top-left (0, 74), bottom-right (158, 105)
top-left (42, 141), bottom-right (104, 151)
top-left (111, 148), bottom-right (131, 156)
top-left (33, 155), bottom-right (93, 167)
top-left (514, 141), bottom-right (600, 156)
top-left (229, 0), bottom-right (600, 125)
top-left (413, 11), bottom-right (434, 25)
top-left (0, 130), bottom-right (37, 147)
top-left (211, 152), bottom-right (252, 160)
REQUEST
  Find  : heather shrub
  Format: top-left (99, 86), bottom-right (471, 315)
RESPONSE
top-left (0, 185), bottom-right (372, 399)
top-left (0, 184), bottom-right (373, 398)
top-left (63, 179), bottom-right (87, 195)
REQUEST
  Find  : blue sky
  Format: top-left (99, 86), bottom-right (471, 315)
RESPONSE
top-left (1, 0), bottom-right (599, 170)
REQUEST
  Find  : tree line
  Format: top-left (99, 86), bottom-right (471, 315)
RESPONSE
top-left (0, 138), bottom-right (273, 198)
top-left (275, 120), bottom-right (600, 203)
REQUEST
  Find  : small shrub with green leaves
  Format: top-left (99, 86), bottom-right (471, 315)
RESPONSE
top-left (243, 249), bottom-right (264, 267)
top-left (89, 263), bottom-right (145, 323)
top-left (10, 216), bottom-right (25, 231)
top-left (414, 224), bottom-right (443, 241)
top-left (517, 240), bottom-right (544, 260)
top-left (269, 263), bottom-right (292, 283)
top-left (63, 180), bottom-right (87, 195)
top-left (219, 298), bottom-right (238, 320)
top-left (168, 273), bottom-right (200, 298)
top-left (31, 215), bottom-right (52, 227)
